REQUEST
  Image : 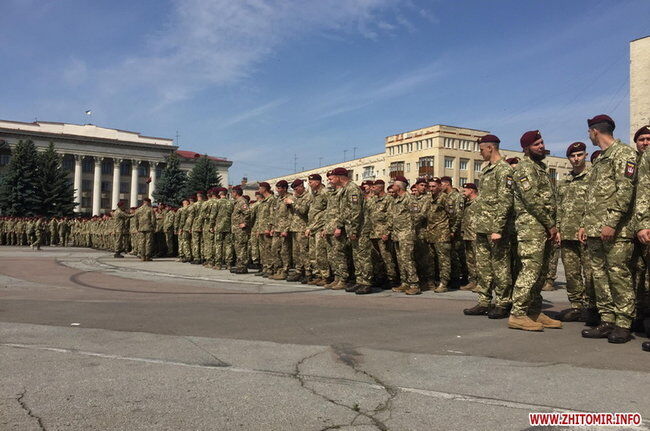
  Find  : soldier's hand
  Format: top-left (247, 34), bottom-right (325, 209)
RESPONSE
top-left (349, 233), bottom-right (357, 241)
top-left (548, 226), bottom-right (560, 245)
top-left (601, 225), bottom-right (615, 242)
top-left (304, 229), bottom-right (311, 237)
top-left (577, 228), bottom-right (587, 244)
top-left (381, 234), bottom-right (389, 241)
top-left (281, 231), bottom-right (288, 237)
top-left (264, 230), bottom-right (271, 236)
top-left (239, 223), bottom-right (246, 229)
top-left (489, 233), bottom-right (502, 243)
top-left (334, 228), bottom-right (342, 238)
top-left (637, 229), bottom-right (650, 244)
top-left (284, 198), bottom-right (294, 205)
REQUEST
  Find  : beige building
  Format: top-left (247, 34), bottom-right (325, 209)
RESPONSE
top-left (264, 124), bottom-right (572, 188)
top-left (631, 35), bottom-right (650, 141)
top-left (0, 119), bottom-right (232, 215)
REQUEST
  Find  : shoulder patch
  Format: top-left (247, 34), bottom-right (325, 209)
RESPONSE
top-left (625, 161), bottom-right (636, 178)
top-left (519, 176), bottom-right (531, 191)
top-left (506, 175), bottom-right (514, 189)
top-left (351, 194), bottom-right (359, 203)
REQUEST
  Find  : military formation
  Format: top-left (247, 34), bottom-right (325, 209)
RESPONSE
top-left (1, 115), bottom-right (649, 352)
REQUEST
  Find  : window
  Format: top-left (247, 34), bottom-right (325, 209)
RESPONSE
top-left (120, 182), bottom-right (129, 193)
top-left (138, 182), bottom-right (147, 194)
top-left (444, 138), bottom-right (455, 149)
top-left (62, 156), bottom-right (74, 171)
top-left (459, 159), bottom-right (468, 170)
top-left (418, 156), bottom-right (434, 176)
top-left (138, 165), bottom-right (148, 177)
top-left (408, 143), bottom-right (413, 152)
top-left (82, 179), bottom-right (92, 191)
top-left (474, 160), bottom-right (483, 172)
top-left (362, 166), bottom-right (375, 180)
top-left (444, 157), bottom-right (454, 169)
top-left (81, 197), bottom-right (91, 208)
top-left (0, 154), bottom-right (10, 166)
top-left (120, 162), bottom-right (130, 176)
top-left (355, 174), bottom-right (359, 181)
top-left (101, 181), bottom-right (111, 192)
top-left (460, 177), bottom-right (468, 186)
top-left (82, 158), bottom-right (93, 173)
top-left (101, 198), bottom-right (111, 209)
top-left (406, 163), bottom-right (411, 172)
top-left (101, 160), bottom-right (112, 175)
top-left (389, 161), bottom-right (405, 179)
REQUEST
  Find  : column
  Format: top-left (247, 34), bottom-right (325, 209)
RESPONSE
top-left (111, 158), bottom-right (122, 209)
top-left (148, 161), bottom-right (158, 201)
top-left (130, 160), bottom-right (140, 208)
top-left (92, 157), bottom-right (103, 216)
top-left (73, 155), bottom-right (82, 213)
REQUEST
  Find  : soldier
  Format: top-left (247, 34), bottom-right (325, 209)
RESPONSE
top-left (267, 181), bottom-right (292, 280)
top-left (579, 115), bottom-right (638, 343)
top-left (190, 191), bottom-right (206, 264)
top-left (214, 187), bottom-right (234, 270)
top-left (464, 135), bottom-right (514, 319)
top-left (424, 178), bottom-right (453, 293)
top-left (322, 173), bottom-right (343, 288)
top-left (202, 189), bottom-right (219, 267)
top-left (441, 176), bottom-right (466, 287)
top-left (556, 142), bottom-right (594, 322)
top-left (255, 182), bottom-right (275, 277)
top-left (368, 179), bottom-right (399, 289)
top-left (389, 178), bottom-right (420, 295)
top-left (48, 217), bottom-right (58, 246)
top-left (112, 200), bottom-right (133, 258)
top-left (413, 178), bottom-right (436, 290)
top-left (154, 204), bottom-right (166, 257)
top-left (305, 174), bottom-right (329, 286)
top-left (231, 186), bottom-right (251, 273)
top-left (177, 197), bottom-right (193, 262)
top-left (286, 179), bottom-right (311, 282)
top-left (58, 217), bottom-right (69, 247)
top-left (249, 191), bottom-right (264, 270)
top-left (163, 205), bottom-right (176, 256)
top-left (134, 198), bottom-right (156, 261)
top-left (633, 125), bottom-right (650, 352)
top-left (460, 183), bottom-right (478, 291)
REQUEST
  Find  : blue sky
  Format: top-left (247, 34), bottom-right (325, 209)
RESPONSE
top-left (1, 0), bottom-right (648, 182)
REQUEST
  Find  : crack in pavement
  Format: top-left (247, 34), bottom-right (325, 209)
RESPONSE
top-left (178, 336), bottom-right (231, 368)
top-left (17, 389), bottom-right (46, 431)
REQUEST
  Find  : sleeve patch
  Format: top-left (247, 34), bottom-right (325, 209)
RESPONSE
top-left (351, 194), bottom-right (359, 203)
top-left (519, 176), bottom-right (531, 191)
top-left (625, 161), bottom-right (637, 178)
top-left (506, 175), bottom-right (514, 189)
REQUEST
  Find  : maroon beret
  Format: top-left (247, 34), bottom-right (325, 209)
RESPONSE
top-left (196, 190), bottom-right (205, 195)
top-left (231, 186), bottom-right (242, 193)
top-left (634, 126), bottom-right (650, 142)
top-left (308, 173), bottom-right (322, 181)
top-left (207, 188), bottom-right (217, 195)
top-left (440, 176), bottom-right (452, 183)
top-left (462, 183), bottom-right (478, 191)
top-left (143, 198), bottom-right (152, 203)
top-left (373, 179), bottom-right (385, 186)
top-left (505, 157), bottom-right (520, 165)
top-left (189, 195), bottom-right (197, 201)
top-left (275, 180), bottom-right (288, 188)
top-left (415, 177), bottom-right (428, 185)
top-left (331, 167), bottom-right (348, 176)
top-left (217, 187), bottom-right (228, 193)
top-left (393, 175), bottom-right (408, 184)
top-left (258, 182), bottom-right (271, 189)
top-left (566, 142), bottom-right (586, 157)
top-left (478, 134), bottom-right (500, 144)
top-left (291, 178), bottom-right (304, 188)
top-left (429, 177), bottom-right (442, 184)
top-left (520, 130), bottom-right (541, 148)
top-left (361, 180), bottom-right (374, 187)
top-left (117, 200), bottom-right (126, 208)
top-left (590, 150), bottom-right (601, 163)
top-left (587, 114), bottom-right (615, 130)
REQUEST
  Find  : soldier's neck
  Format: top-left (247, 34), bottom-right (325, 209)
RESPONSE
top-left (597, 135), bottom-right (616, 151)
top-left (572, 164), bottom-right (586, 175)
top-left (489, 153), bottom-right (502, 164)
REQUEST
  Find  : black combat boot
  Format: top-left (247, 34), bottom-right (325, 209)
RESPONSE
top-left (355, 285), bottom-right (374, 295)
top-left (584, 308), bottom-right (601, 326)
top-left (463, 304), bottom-right (489, 316)
top-left (642, 341), bottom-right (650, 352)
top-left (488, 305), bottom-right (510, 319)
top-left (581, 322), bottom-right (615, 338)
top-left (557, 308), bottom-right (584, 322)
top-left (607, 325), bottom-right (632, 344)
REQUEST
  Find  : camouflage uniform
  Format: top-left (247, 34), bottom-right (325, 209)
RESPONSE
top-left (214, 197), bottom-right (234, 268)
top-left (257, 194), bottom-right (276, 274)
top-left (390, 192), bottom-right (419, 288)
top-left (163, 209), bottom-right (176, 256)
top-left (423, 192), bottom-right (453, 287)
top-left (112, 207), bottom-right (132, 254)
top-left (336, 181), bottom-right (371, 286)
top-left (368, 194), bottom-right (398, 284)
top-left (511, 155), bottom-right (556, 318)
top-left (270, 193), bottom-right (293, 276)
top-left (201, 197), bottom-right (219, 265)
top-left (289, 191), bottom-right (311, 277)
top-left (306, 185), bottom-right (329, 280)
top-left (323, 187), bottom-right (343, 281)
top-left (134, 204), bottom-right (156, 260)
top-left (445, 188), bottom-right (466, 283)
top-left (413, 193), bottom-right (435, 284)
top-left (557, 168), bottom-right (594, 309)
top-left (176, 205), bottom-right (192, 261)
top-left (249, 200), bottom-right (262, 266)
top-left (231, 196), bottom-right (252, 271)
top-left (182, 202), bottom-right (196, 261)
top-left (460, 196), bottom-right (478, 285)
top-left (582, 140), bottom-right (637, 329)
top-left (474, 158), bottom-right (514, 307)
top-left (633, 149), bottom-right (650, 317)
top-left (190, 200), bottom-right (205, 262)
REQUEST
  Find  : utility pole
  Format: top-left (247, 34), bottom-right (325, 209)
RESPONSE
top-left (318, 157), bottom-right (323, 167)
top-left (293, 153), bottom-right (298, 173)
top-left (343, 149), bottom-right (348, 162)
top-left (353, 146), bottom-right (358, 159)
top-left (175, 131), bottom-right (180, 146)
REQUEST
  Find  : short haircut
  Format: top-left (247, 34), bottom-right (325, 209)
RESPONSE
top-left (590, 122), bottom-right (614, 136)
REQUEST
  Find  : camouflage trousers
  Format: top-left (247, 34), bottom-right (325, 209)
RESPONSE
top-left (233, 228), bottom-right (250, 270)
top-left (114, 233), bottom-right (128, 254)
top-left (511, 235), bottom-right (552, 317)
top-left (632, 241), bottom-right (650, 317)
top-left (138, 231), bottom-right (154, 260)
top-left (310, 235), bottom-right (329, 279)
top-left (394, 233), bottom-right (418, 287)
top-left (179, 231), bottom-right (192, 261)
top-left (191, 231), bottom-right (203, 261)
top-left (164, 232), bottom-right (175, 257)
top-left (30, 232), bottom-right (42, 249)
top-left (560, 240), bottom-right (594, 309)
top-left (250, 232), bottom-right (260, 264)
top-left (370, 238), bottom-right (398, 283)
top-left (215, 232), bottom-right (234, 267)
top-left (415, 237), bottom-right (435, 282)
top-left (271, 234), bottom-right (291, 274)
top-left (475, 233), bottom-right (513, 307)
top-left (131, 232), bottom-right (141, 255)
top-left (464, 240), bottom-right (477, 283)
top-left (351, 235), bottom-right (372, 285)
top-left (202, 230), bottom-right (215, 264)
top-left (291, 231), bottom-right (309, 274)
top-left (428, 241), bottom-right (451, 285)
top-left (450, 236), bottom-right (466, 282)
top-left (259, 234), bottom-right (274, 273)
top-left (328, 234), bottom-right (348, 281)
top-left (587, 238), bottom-right (635, 329)
top-left (546, 245), bottom-right (560, 283)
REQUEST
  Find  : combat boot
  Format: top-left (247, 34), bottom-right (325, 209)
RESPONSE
top-left (270, 272), bottom-right (287, 280)
top-left (355, 285), bottom-right (374, 295)
top-left (331, 280), bottom-right (352, 290)
top-left (433, 283), bottom-right (448, 293)
top-left (557, 308), bottom-right (584, 322)
top-left (529, 312), bottom-right (562, 329)
top-left (508, 315), bottom-right (544, 331)
top-left (421, 280), bottom-right (436, 292)
top-left (581, 322), bottom-right (615, 338)
top-left (488, 305), bottom-right (509, 319)
top-left (542, 280), bottom-right (555, 291)
top-left (459, 281), bottom-right (476, 291)
top-left (286, 271), bottom-right (302, 282)
top-left (463, 304), bottom-right (489, 316)
top-left (254, 270), bottom-right (266, 277)
top-left (316, 278), bottom-right (331, 287)
top-left (642, 341), bottom-right (650, 352)
top-left (113, 253), bottom-right (123, 258)
top-left (607, 325), bottom-right (632, 344)
top-left (324, 278), bottom-right (339, 289)
top-left (345, 283), bottom-right (360, 293)
top-left (391, 284), bottom-right (409, 293)
top-left (299, 276), bottom-right (310, 284)
top-left (643, 317), bottom-right (650, 337)
top-left (405, 286), bottom-right (421, 295)
top-left (308, 277), bottom-right (322, 285)
top-left (584, 308), bottom-right (601, 327)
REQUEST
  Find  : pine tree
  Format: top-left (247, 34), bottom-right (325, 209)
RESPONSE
top-left (183, 155), bottom-right (222, 196)
top-left (153, 152), bottom-right (188, 206)
top-left (0, 139), bottom-right (42, 216)
top-left (38, 143), bottom-right (77, 216)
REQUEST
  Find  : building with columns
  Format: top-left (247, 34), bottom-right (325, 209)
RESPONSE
top-left (0, 119), bottom-right (232, 215)
top-left (630, 35), bottom-right (650, 142)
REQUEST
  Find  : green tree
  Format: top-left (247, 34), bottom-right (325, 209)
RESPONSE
top-left (154, 152), bottom-right (188, 206)
top-left (183, 155), bottom-right (222, 196)
top-left (38, 143), bottom-right (77, 216)
top-left (0, 139), bottom-right (42, 216)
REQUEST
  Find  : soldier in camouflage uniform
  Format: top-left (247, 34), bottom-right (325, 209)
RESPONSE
top-left (177, 198), bottom-right (192, 262)
top-left (460, 183), bottom-right (478, 291)
top-left (286, 179), bottom-right (311, 282)
top-left (255, 182), bottom-right (275, 277)
top-left (424, 178), bottom-right (453, 293)
top-left (556, 142), bottom-right (595, 322)
top-left (163, 206), bottom-right (176, 257)
top-left (112, 200), bottom-right (133, 258)
top-left (580, 116), bottom-right (638, 343)
top-left (189, 191), bottom-right (206, 264)
top-left (368, 179), bottom-right (399, 288)
top-left (305, 174), bottom-right (329, 285)
top-left (230, 186), bottom-right (251, 273)
top-left (268, 181), bottom-right (292, 280)
top-left (134, 198), bottom-right (156, 261)
top-left (249, 192), bottom-right (263, 269)
top-left (508, 130), bottom-right (560, 331)
top-left (441, 176), bottom-right (466, 286)
top-left (464, 135), bottom-right (515, 319)
top-left (48, 217), bottom-right (58, 246)
top-left (58, 217), bottom-right (69, 247)
top-left (412, 178), bottom-right (436, 290)
top-left (389, 178), bottom-right (420, 295)
top-left (214, 188), bottom-right (234, 270)
top-left (632, 126), bottom-right (650, 352)
top-left (322, 178), bottom-right (343, 288)
top-left (201, 189), bottom-right (219, 267)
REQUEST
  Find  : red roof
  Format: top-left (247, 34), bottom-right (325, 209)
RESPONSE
top-left (176, 150), bottom-right (228, 162)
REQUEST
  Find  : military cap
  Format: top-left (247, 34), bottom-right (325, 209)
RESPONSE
top-left (231, 185), bottom-right (242, 193)
top-left (117, 200), bottom-right (126, 208)
top-left (506, 157), bottom-right (520, 165)
top-left (373, 179), bottom-right (385, 186)
top-left (143, 198), bottom-right (152, 203)
top-left (258, 181), bottom-right (271, 189)
top-left (440, 176), bottom-right (452, 184)
top-left (308, 173), bottom-right (322, 181)
top-left (566, 141), bottom-right (586, 157)
top-left (196, 190), bottom-right (205, 195)
top-left (291, 178), bottom-right (304, 188)
top-left (326, 170), bottom-right (334, 177)
top-left (361, 180), bottom-right (374, 187)
top-left (520, 130), bottom-right (541, 148)
top-left (587, 114), bottom-right (615, 130)
top-left (478, 134), bottom-right (500, 144)
top-left (463, 183), bottom-right (478, 191)
top-left (393, 175), bottom-right (409, 185)
top-left (275, 180), bottom-right (288, 188)
top-left (207, 188), bottom-right (218, 196)
top-left (216, 187), bottom-right (228, 193)
top-left (331, 167), bottom-right (348, 176)
top-left (429, 177), bottom-right (442, 184)
top-left (590, 150), bottom-right (601, 163)
top-left (634, 125), bottom-right (650, 142)
top-left (415, 177), bottom-right (428, 185)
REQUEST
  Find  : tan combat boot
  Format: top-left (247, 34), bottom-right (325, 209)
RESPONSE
top-left (508, 315), bottom-right (544, 331)
top-left (317, 278), bottom-right (331, 287)
top-left (308, 278), bottom-right (322, 285)
top-left (323, 278), bottom-right (339, 289)
top-left (530, 312), bottom-right (562, 329)
top-left (331, 280), bottom-right (351, 290)
top-left (405, 286), bottom-right (421, 295)
top-left (391, 284), bottom-right (409, 293)
top-left (460, 281), bottom-right (476, 291)
top-left (433, 283), bottom-right (448, 293)
top-left (542, 281), bottom-right (555, 291)
top-left (421, 280), bottom-right (436, 291)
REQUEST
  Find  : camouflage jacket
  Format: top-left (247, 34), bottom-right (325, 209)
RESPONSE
top-left (270, 193), bottom-right (292, 233)
top-left (512, 155), bottom-right (556, 240)
top-left (134, 205), bottom-right (156, 232)
top-left (423, 192), bottom-right (452, 243)
top-left (581, 140), bottom-right (637, 238)
top-left (202, 198), bottom-right (219, 230)
top-left (444, 189), bottom-right (464, 233)
top-left (306, 186), bottom-right (328, 233)
top-left (634, 150), bottom-right (650, 231)
top-left (215, 198), bottom-right (234, 233)
top-left (163, 209), bottom-right (175, 231)
top-left (368, 194), bottom-right (392, 239)
top-left (112, 207), bottom-right (132, 233)
top-left (412, 194), bottom-right (428, 239)
top-left (461, 197), bottom-right (477, 241)
top-left (183, 202), bottom-right (196, 231)
top-left (474, 158), bottom-right (514, 235)
top-left (557, 168), bottom-right (589, 241)
top-left (257, 194), bottom-right (276, 233)
top-left (250, 201), bottom-right (261, 234)
top-left (231, 197), bottom-right (251, 231)
top-left (154, 209), bottom-right (166, 233)
top-left (191, 200), bottom-right (205, 232)
top-left (389, 192), bottom-right (416, 241)
top-left (48, 218), bottom-right (58, 234)
top-left (336, 181), bottom-right (364, 237)
top-left (175, 206), bottom-right (187, 232)
top-left (323, 187), bottom-right (341, 234)
top-left (289, 191), bottom-right (311, 232)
